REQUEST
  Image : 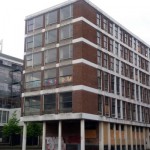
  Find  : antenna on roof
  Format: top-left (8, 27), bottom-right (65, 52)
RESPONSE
top-left (0, 39), bottom-right (3, 53)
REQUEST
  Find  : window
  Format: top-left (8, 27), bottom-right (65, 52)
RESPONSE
top-left (116, 59), bottom-right (119, 73)
top-left (97, 70), bottom-right (102, 89)
top-left (110, 75), bottom-right (114, 93)
top-left (60, 25), bottom-right (72, 40)
top-left (116, 77), bottom-right (120, 95)
top-left (60, 5), bottom-right (72, 21)
top-left (33, 52), bottom-right (42, 66)
top-left (103, 36), bottom-right (108, 50)
top-left (137, 106), bottom-right (140, 121)
top-left (26, 52), bottom-right (42, 67)
top-left (103, 53), bottom-right (108, 68)
top-left (111, 98), bottom-right (115, 118)
top-left (45, 48), bottom-right (57, 64)
top-left (60, 92), bottom-right (72, 112)
top-left (25, 72), bottom-right (41, 89)
top-left (122, 101), bottom-right (126, 119)
top-left (97, 50), bottom-right (102, 65)
top-left (109, 39), bottom-right (113, 52)
top-left (134, 53), bottom-right (137, 66)
top-left (97, 32), bottom-right (101, 46)
top-left (45, 29), bottom-right (57, 44)
top-left (115, 42), bottom-right (119, 55)
top-left (44, 68), bottom-right (56, 86)
top-left (109, 22), bottom-right (113, 35)
top-left (44, 94), bottom-right (56, 113)
top-left (104, 96), bottom-right (110, 116)
top-left (34, 34), bottom-right (42, 48)
top-left (59, 45), bottom-right (73, 60)
top-left (117, 100), bottom-right (121, 118)
top-left (132, 104), bottom-right (136, 121)
top-left (129, 51), bottom-right (133, 63)
top-left (59, 66), bottom-right (72, 84)
top-left (27, 19), bottom-right (33, 32)
top-left (2, 111), bottom-right (8, 123)
top-left (45, 10), bottom-right (57, 25)
top-left (26, 36), bottom-right (33, 50)
top-left (97, 14), bottom-right (101, 27)
top-left (103, 18), bottom-right (108, 32)
top-left (27, 15), bottom-right (43, 33)
top-left (115, 26), bottom-right (118, 38)
top-left (24, 96), bottom-right (40, 115)
top-left (98, 95), bottom-right (103, 115)
top-left (104, 72), bottom-right (108, 91)
top-left (110, 57), bottom-right (114, 71)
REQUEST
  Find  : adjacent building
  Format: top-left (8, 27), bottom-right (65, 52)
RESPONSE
top-left (21, 0), bottom-right (150, 150)
top-left (0, 53), bottom-right (22, 142)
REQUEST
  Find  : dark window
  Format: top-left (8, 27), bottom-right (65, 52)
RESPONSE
top-left (60, 92), bottom-right (72, 112)
top-left (98, 95), bottom-right (103, 115)
top-left (24, 96), bottom-right (40, 115)
top-left (60, 25), bottom-right (72, 40)
top-left (44, 94), bottom-right (56, 113)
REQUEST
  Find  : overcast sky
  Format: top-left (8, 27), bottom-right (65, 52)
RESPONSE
top-left (0, 0), bottom-right (149, 59)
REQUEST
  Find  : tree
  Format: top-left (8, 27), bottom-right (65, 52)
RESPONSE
top-left (2, 111), bottom-right (21, 145)
top-left (27, 122), bottom-right (42, 145)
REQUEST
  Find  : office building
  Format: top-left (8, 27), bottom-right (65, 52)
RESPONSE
top-left (22, 0), bottom-right (150, 149)
top-left (0, 53), bottom-right (22, 142)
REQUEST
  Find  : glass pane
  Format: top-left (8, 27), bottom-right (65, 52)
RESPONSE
top-left (45, 29), bottom-right (57, 44)
top-left (59, 66), bottom-right (72, 76)
top-left (60, 5), bottom-right (72, 21)
top-left (45, 48), bottom-right (57, 63)
top-left (33, 52), bottom-right (42, 66)
top-left (34, 15), bottom-right (43, 29)
top-left (34, 34), bottom-right (42, 48)
top-left (60, 25), bottom-right (72, 40)
top-left (26, 36), bottom-right (33, 49)
top-left (26, 54), bottom-right (32, 67)
top-left (59, 45), bottom-right (72, 60)
top-left (45, 11), bottom-right (57, 25)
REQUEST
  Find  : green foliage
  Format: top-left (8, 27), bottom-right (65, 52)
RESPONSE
top-left (27, 122), bottom-right (42, 138)
top-left (2, 111), bottom-right (21, 138)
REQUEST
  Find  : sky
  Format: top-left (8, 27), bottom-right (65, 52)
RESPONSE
top-left (0, 0), bottom-right (150, 59)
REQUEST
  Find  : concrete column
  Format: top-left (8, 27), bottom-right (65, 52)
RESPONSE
top-left (42, 122), bottom-right (46, 150)
top-left (114, 124), bottom-right (116, 150)
top-left (99, 122), bottom-right (104, 150)
top-left (22, 122), bottom-right (27, 150)
top-left (58, 121), bottom-right (62, 150)
top-left (108, 123), bottom-right (111, 150)
top-left (119, 125), bottom-right (122, 150)
top-left (81, 120), bottom-right (85, 150)
top-left (125, 125), bottom-right (128, 150)
top-left (130, 126), bottom-right (133, 150)
top-left (120, 101), bottom-right (123, 119)
top-left (135, 127), bottom-right (137, 150)
top-left (140, 106), bottom-right (142, 122)
top-left (143, 128), bottom-right (146, 150)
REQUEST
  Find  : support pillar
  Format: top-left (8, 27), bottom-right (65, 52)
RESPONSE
top-left (130, 126), bottom-right (133, 150)
top-left (99, 122), bottom-right (104, 150)
top-left (81, 120), bottom-right (85, 150)
top-left (22, 122), bottom-right (27, 150)
top-left (42, 122), bottom-right (46, 150)
top-left (58, 121), bottom-right (62, 150)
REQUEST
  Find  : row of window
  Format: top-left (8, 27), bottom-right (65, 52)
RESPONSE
top-left (98, 70), bottom-right (150, 103)
top-left (25, 66), bottom-right (72, 89)
top-left (26, 45), bottom-right (73, 67)
top-left (98, 95), bottom-right (149, 123)
top-left (97, 50), bottom-right (150, 86)
top-left (97, 13), bottom-right (149, 59)
top-left (25, 24), bottom-right (73, 51)
top-left (97, 33), bottom-right (149, 72)
top-left (24, 92), bottom-right (72, 115)
top-left (26, 5), bottom-right (73, 33)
